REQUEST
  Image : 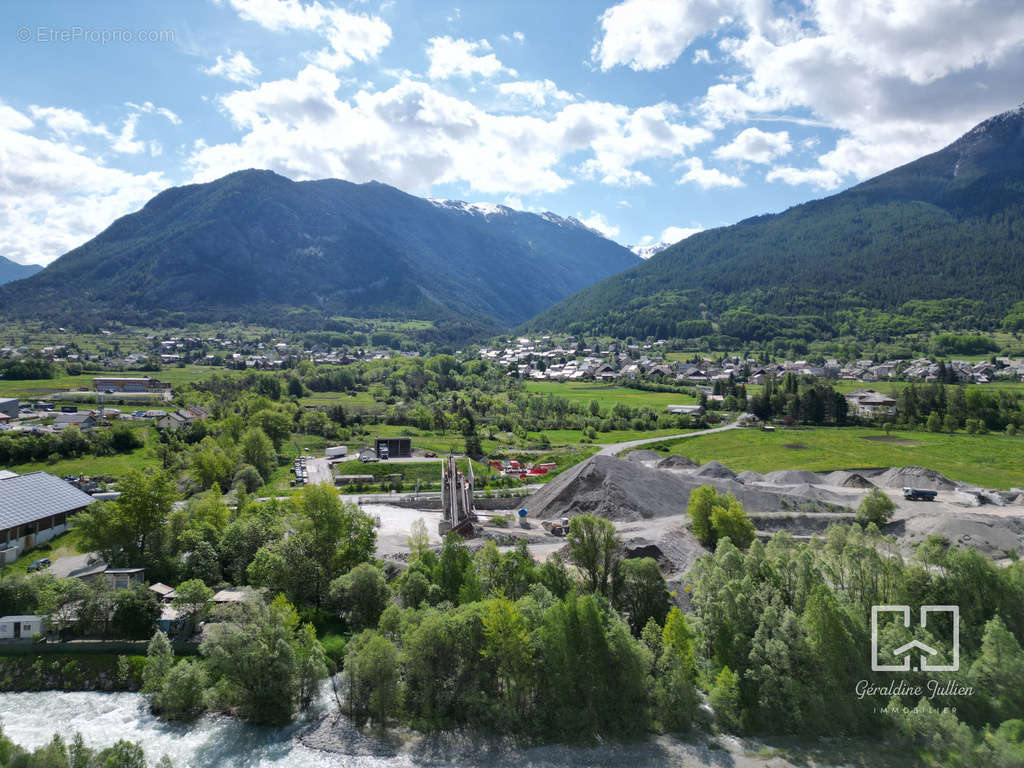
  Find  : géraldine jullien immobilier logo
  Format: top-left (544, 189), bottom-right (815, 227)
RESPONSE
top-left (871, 605), bottom-right (960, 672)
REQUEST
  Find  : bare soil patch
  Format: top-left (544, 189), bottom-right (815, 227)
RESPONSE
top-left (860, 436), bottom-right (920, 445)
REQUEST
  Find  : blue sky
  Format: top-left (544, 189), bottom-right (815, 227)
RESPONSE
top-left (2, 0), bottom-right (1024, 265)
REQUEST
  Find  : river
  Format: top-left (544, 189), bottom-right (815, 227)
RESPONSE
top-left (0, 688), bottom-right (794, 768)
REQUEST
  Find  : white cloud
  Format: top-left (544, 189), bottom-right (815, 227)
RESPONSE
top-left (694, 0), bottom-right (1024, 183)
top-left (678, 157), bottom-right (744, 189)
top-left (125, 101), bottom-right (182, 125)
top-left (692, 48), bottom-right (712, 64)
top-left (204, 50), bottom-right (261, 85)
top-left (592, 0), bottom-right (738, 71)
top-left (579, 211), bottom-right (619, 239)
top-left (661, 225), bottom-right (703, 242)
top-left (0, 101), bottom-right (166, 265)
top-left (497, 79), bottom-right (574, 107)
top-left (765, 165), bottom-right (842, 190)
top-left (713, 127), bottom-right (791, 164)
top-left (426, 36), bottom-right (516, 80)
top-left (28, 106), bottom-right (111, 140)
top-left (191, 67), bottom-right (712, 196)
top-left (499, 31), bottom-right (526, 44)
top-left (223, 0), bottom-right (391, 70)
top-left (112, 114), bottom-right (145, 154)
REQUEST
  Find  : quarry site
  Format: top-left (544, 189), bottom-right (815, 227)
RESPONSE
top-left (368, 448), bottom-right (1024, 595)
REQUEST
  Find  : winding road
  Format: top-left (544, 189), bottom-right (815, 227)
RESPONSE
top-left (596, 421), bottom-right (739, 457)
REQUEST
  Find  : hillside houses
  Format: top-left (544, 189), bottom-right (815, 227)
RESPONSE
top-left (475, 336), bottom-right (1024, 387)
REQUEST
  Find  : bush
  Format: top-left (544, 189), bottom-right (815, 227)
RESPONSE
top-left (856, 488), bottom-right (896, 528)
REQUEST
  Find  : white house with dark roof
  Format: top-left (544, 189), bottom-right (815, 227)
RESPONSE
top-left (0, 472), bottom-right (96, 561)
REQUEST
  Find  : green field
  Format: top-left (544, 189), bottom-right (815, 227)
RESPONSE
top-left (523, 381), bottom-right (695, 410)
top-left (0, 365), bottom-right (215, 398)
top-left (642, 427), bottom-right (1024, 489)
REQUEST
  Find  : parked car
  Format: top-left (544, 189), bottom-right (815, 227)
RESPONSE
top-left (28, 558), bottom-right (51, 572)
top-left (424, 451), bottom-right (437, 458)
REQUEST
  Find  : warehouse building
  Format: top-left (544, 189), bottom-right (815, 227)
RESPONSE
top-left (0, 472), bottom-right (96, 562)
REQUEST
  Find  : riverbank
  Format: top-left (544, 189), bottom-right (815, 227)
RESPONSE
top-left (0, 653), bottom-right (144, 692)
top-left (0, 689), bottom-right (911, 768)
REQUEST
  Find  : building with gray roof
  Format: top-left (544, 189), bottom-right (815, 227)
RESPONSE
top-left (0, 472), bottom-right (96, 562)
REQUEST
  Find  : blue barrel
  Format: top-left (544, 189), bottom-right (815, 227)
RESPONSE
top-left (518, 508), bottom-right (528, 518)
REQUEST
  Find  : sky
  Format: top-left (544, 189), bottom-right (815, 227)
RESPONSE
top-left (2, 0), bottom-right (1024, 266)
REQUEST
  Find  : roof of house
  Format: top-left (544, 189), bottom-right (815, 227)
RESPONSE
top-left (54, 412), bottom-right (93, 424)
top-left (0, 472), bottom-right (96, 531)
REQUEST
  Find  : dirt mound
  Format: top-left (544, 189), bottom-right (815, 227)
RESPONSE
top-left (875, 466), bottom-right (959, 491)
top-left (657, 454), bottom-right (700, 469)
top-left (762, 469), bottom-right (823, 485)
top-left (693, 460), bottom-right (737, 480)
top-left (623, 526), bottom-right (707, 576)
top-left (626, 450), bottom-right (663, 465)
top-left (840, 473), bottom-right (876, 489)
top-left (736, 470), bottom-right (764, 484)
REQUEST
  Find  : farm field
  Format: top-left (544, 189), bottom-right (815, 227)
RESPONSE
top-left (642, 426), bottom-right (1024, 489)
top-left (0, 365), bottom-right (214, 398)
top-left (523, 381), bottom-right (695, 409)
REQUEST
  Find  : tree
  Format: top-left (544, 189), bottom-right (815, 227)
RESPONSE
top-left (927, 411), bottom-right (943, 432)
top-left (615, 557), bottom-right (670, 635)
top-left (200, 594), bottom-right (327, 723)
top-left (710, 498), bottom-right (755, 549)
top-left (566, 515), bottom-right (622, 596)
top-left (709, 666), bottom-right (742, 732)
top-left (172, 579), bottom-right (214, 621)
top-left (142, 630), bottom-right (174, 699)
top-left (481, 596), bottom-right (532, 714)
top-left (157, 658), bottom-right (208, 720)
top-left (232, 463), bottom-right (264, 493)
top-left (330, 563), bottom-right (391, 630)
top-left (407, 517), bottom-right (431, 558)
top-left (398, 569), bottom-right (431, 608)
top-left (687, 485), bottom-right (718, 547)
top-left (111, 585), bottom-right (160, 639)
top-left (240, 427), bottom-right (275, 482)
top-left (856, 488), bottom-right (897, 528)
top-left (74, 469), bottom-right (176, 566)
top-left (344, 630), bottom-right (401, 725)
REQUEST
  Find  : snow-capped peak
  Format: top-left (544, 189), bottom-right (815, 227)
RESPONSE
top-left (629, 241), bottom-right (670, 259)
top-left (428, 198), bottom-right (510, 217)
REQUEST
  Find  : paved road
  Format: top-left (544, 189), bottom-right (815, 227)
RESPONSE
top-left (596, 421), bottom-right (739, 457)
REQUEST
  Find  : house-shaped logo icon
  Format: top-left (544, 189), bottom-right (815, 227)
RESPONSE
top-left (871, 605), bottom-right (959, 672)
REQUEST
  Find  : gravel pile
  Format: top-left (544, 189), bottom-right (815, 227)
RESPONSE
top-left (692, 460), bottom-right (737, 480)
top-left (525, 455), bottom-right (850, 522)
top-left (626, 450), bottom-right (664, 466)
top-left (657, 454), bottom-right (700, 469)
top-left (762, 469), bottom-right (823, 485)
top-left (873, 466), bottom-right (960, 490)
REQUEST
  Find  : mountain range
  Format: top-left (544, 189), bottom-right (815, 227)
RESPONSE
top-left (0, 170), bottom-right (638, 338)
top-left (0, 256), bottom-right (42, 286)
top-left (529, 104), bottom-right (1024, 342)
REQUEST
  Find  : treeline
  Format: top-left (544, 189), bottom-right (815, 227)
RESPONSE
top-left (889, 382), bottom-right (1024, 433)
top-left (73, 472), bottom-right (376, 595)
top-left (747, 373), bottom-right (850, 425)
top-left (341, 516), bottom-right (694, 737)
top-left (0, 358), bottom-right (54, 379)
top-left (0, 729), bottom-right (165, 768)
top-left (690, 525), bottom-right (1024, 764)
top-left (0, 423), bottom-right (142, 465)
